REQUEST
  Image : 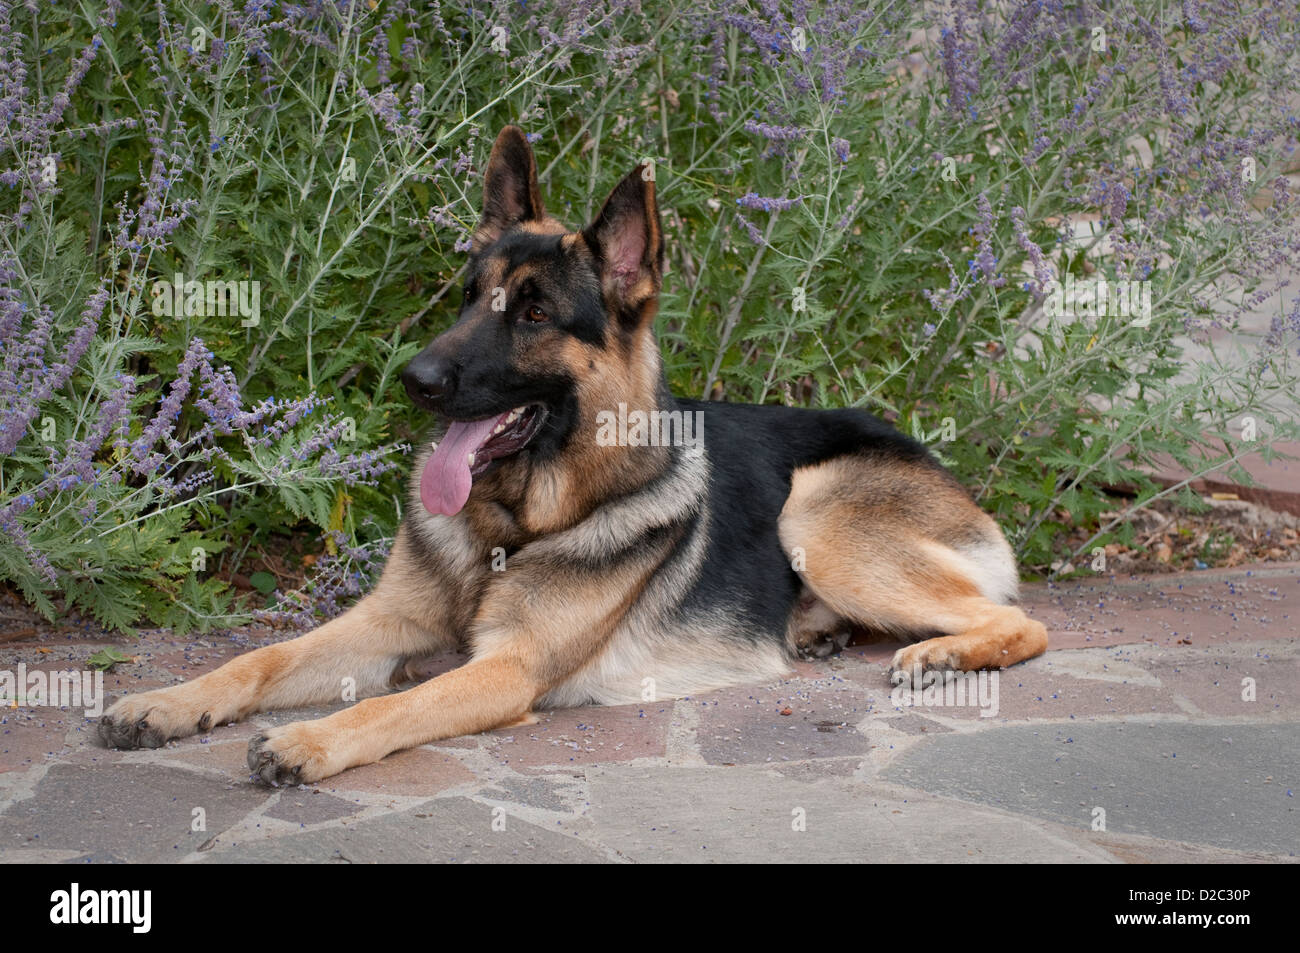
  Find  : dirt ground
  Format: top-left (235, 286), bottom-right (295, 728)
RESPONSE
top-left (1054, 495), bottom-right (1300, 577)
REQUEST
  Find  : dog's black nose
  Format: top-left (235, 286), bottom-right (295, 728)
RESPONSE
top-left (402, 352), bottom-right (456, 410)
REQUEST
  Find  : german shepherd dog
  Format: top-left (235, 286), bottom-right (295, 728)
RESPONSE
top-left (99, 127), bottom-right (1048, 784)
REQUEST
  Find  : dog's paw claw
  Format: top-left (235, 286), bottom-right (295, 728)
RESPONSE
top-left (98, 710), bottom-right (167, 749)
top-left (247, 732), bottom-right (314, 786)
top-left (99, 688), bottom-right (204, 749)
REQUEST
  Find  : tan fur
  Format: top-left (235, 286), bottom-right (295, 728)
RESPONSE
top-left (520, 217), bottom-right (568, 235)
top-left (98, 532), bottom-right (456, 753)
top-left (468, 528), bottom-right (672, 683)
top-left (249, 654), bottom-right (540, 782)
top-left (778, 458), bottom-right (1047, 681)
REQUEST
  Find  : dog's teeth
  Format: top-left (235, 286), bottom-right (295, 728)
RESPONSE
top-left (429, 440), bottom-right (438, 451)
top-left (467, 452), bottom-right (476, 466)
top-left (493, 424), bottom-right (505, 435)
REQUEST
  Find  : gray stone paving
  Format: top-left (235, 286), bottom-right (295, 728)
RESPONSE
top-left (0, 564), bottom-right (1297, 863)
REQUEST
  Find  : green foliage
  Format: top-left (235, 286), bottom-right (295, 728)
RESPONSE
top-left (86, 648), bottom-right (135, 671)
top-left (3, 0), bottom-right (1299, 636)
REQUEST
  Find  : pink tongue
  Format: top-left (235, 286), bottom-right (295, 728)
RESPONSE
top-left (420, 415), bottom-right (505, 516)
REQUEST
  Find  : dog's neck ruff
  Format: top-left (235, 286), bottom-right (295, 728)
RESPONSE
top-left (534, 442), bottom-right (710, 563)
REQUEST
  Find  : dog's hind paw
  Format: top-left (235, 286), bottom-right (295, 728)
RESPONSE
top-left (795, 627), bottom-right (852, 661)
top-left (888, 641), bottom-right (963, 683)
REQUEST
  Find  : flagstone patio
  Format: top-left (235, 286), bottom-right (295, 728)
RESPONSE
top-left (1, 562), bottom-right (1296, 863)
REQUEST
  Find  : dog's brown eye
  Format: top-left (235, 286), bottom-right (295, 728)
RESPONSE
top-left (525, 305), bottom-right (549, 323)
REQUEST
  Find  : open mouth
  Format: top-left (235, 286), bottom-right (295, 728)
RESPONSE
top-left (419, 404), bottom-right (547, 516)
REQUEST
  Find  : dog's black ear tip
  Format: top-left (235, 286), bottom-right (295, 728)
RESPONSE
top-left (609, 164), bottom-right (657, 210)
top-left (496, 124), bottom-right (529, 144)
top-left (491, 126), bottom-right (536, 166)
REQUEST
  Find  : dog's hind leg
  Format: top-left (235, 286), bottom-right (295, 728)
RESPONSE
top-left (99, 531), bottom-right (456, 750)
top-left (778, 456), bottom-right (1047, 681)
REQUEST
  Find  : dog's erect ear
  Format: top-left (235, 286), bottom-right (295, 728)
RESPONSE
top-left (473, 126), bottom-right (545, 250)
top-left (582, 164), bottom-right (664, 322)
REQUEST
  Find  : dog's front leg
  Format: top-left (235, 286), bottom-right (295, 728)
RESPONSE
top-left (98, 595), bottom-right (441, 749)
top-left (100, 531), bottom-right (455, 749)
top-left (245, 543), bottom-right (646, 783)
top-left (246, 652), bottom-right (540, 784)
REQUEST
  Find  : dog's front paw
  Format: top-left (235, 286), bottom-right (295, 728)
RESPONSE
top-left (247, 724), bottom-right (334, 786)
top-left (99, 689), bottom-right (208, 749)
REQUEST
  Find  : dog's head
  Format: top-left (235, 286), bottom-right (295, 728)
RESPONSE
top-left (402, 125), bottom-right (667, 518)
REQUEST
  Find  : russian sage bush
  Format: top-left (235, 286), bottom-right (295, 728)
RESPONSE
top-left (1, 0), bottom-right (1298, 632)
